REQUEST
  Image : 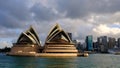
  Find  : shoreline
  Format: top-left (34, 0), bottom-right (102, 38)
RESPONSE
top-left (6, 52), bottom-right (89, 57)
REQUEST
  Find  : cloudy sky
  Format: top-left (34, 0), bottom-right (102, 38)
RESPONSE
top-left (0, 0), bottom-right (120, 48)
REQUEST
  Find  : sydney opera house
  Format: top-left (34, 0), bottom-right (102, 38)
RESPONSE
top-left (8, 24), bottom-right (79, 57)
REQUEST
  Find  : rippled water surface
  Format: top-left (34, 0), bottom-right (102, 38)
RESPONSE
top-left (0, 54), bottom-right (120, 68)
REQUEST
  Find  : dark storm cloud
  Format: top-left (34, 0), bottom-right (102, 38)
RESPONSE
top-left (89, 0), bottom-right (120, 13)
top-left (0, 0), bottom-right (31, 28)
top-left (31, 3), bottom-right (59, 21)
top-left (1, 0), bottom-right (120, 28)
top-left (0, 10), bottom-right (23, 28)
top-left (0, 0), bottom-right (60, 29)
top-left (56, 0), bottom-right (88, 18)
top-left (0, 0), bottom-right (120, 28)
top-left (0, 0), bottom-right (120, 48)
top-left (0, 0), bottom-right (30, 21)
top-left (55, 0), bottom-right (120, 19)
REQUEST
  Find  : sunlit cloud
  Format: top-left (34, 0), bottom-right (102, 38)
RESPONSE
top-left (93, 24), bottom-right (120, 35)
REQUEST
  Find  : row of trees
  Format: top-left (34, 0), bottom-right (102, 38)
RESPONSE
top-left (0, 47), bottom-right (11, 53)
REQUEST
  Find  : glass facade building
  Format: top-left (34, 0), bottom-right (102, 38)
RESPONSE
top-left (86, 35), bottom-right (93, 51)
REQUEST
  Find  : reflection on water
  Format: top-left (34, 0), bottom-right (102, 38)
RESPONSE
top-left (11, 57), bottom-right (38, 68)
top-left (0, 54), bottom-right (120, 68)
top-left (41, 57), bottom-right (78, 68)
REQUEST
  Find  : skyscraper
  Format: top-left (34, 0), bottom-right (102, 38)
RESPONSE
top-left (93, 42), bottom-right (99, 51)
top-left (86, 35), bottom-right (93, 51)
top-left (118, 38), bottom-right (120, 48)
top-left (97, 36), bottom-right (108, 52)
top-left (108, 37), bottom-right (116, 49)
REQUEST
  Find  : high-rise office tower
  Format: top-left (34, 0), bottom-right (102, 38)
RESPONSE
top-left (97, 36), bottom-right (108, 52)
top-left (118, 38), bottom-right (120, 48)
top-left (86, 35), bottom-right (93, 51)
top-left (108, 37), bottom-right (116, 49)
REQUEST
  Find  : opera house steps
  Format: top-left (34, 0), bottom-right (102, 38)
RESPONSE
top-left (35, 53), bottom-right (78, 57)
top-left (47, 47), bottom-right (77, 49)
top-left (43, 50), bottom-right (78, 53)
top-left (45, 44), bottom-right (75, 47)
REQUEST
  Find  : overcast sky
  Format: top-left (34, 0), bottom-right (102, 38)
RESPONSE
top-left (0, 0), bottom-right (120, 48)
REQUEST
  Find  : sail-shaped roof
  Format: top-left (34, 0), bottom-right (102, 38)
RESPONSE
top-left (17, 26), bottom-right (41, 46)
top-left (45, 24), bottom-right (73, 43)
top-left (27, 26), bottom-right (40, 43)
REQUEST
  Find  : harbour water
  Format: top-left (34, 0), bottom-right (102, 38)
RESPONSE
top-left (0, 54), bottom-right (120, 68)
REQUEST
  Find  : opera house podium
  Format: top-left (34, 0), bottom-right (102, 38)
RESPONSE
top-left (8, 26), bottom-right (41, 56)
top-left (42, 24), bottom-right (78, 57)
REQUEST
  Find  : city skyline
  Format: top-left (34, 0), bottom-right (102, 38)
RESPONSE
top-left (0, 0), bottom-right (120, 48)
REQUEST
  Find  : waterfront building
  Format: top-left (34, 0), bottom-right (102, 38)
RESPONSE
top-left (9, 26), bottom-right (41, 55)
top-left (93, 42), bottom-right (99, 51)
top-left (108, 37), bottom-right (116, 49)
top-left (118, 38), bottom-right (120, 48)
top-left (43, 24), bottom-right (78, 54)
top-left (73, 40), bottom-right (82, 50)
top-left (73, 40), bottom-right (79, 48)
top-left (86, 35), bottom-right (93, 51)
top-left (97, 36), bottom-right (108, 52)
